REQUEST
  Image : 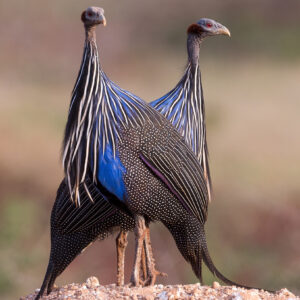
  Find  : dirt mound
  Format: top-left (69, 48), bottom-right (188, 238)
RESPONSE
top-left (22, 276), bottom-right (298, 300)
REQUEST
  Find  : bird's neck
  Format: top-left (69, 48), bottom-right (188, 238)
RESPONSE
top-left (85, 25), bottom-right (97, 44)
top-left (187, 34), bottom-right (203, 71)
top-left (62, 27), bottom-right (101, 202)
top-left (186, 34), bottom-right (211, 200)
top-left (68, 28), bottom-right (100, 113)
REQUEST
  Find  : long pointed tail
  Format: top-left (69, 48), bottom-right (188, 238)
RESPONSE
top-left (35, 262), bottom-right (53, 300)
top-left (199, 226), bottom-right (256, 289)
top-left (165, 213), bottom-right (272, 292)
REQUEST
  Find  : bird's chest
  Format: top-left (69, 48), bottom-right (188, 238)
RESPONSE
top-left (116, 127), bottom-right (155, 208)
top-left (96, 121), bottom-right (144, 203)
top-left (97, 143), bottom-right (127, 202)
top-left (116, 126), bottom-right (143, 179)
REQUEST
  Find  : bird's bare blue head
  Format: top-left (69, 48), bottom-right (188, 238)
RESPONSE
top-left (187, 18), bottom-right (230, 39)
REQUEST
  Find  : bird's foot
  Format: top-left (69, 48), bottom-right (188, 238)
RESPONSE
top-left (130, 272), bottom-right (144, 287)
top-left (140, 226), bottom-right (167, 286)
top-left (143, 267), bottom-right (167, 286)
top-left (126, 277), bottom-right (145, 287)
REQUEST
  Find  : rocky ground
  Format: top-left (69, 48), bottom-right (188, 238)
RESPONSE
top-left (22, 276), bottom-right (299, 300)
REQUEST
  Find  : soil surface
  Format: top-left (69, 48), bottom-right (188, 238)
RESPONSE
top-left (22, 276), bottom-right (299, 300)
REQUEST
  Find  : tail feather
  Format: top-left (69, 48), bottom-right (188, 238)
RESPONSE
top-left (47, 273), bottom-right (57, 295)
top-left (192, 243), bottom-right (203, 284)
top-left (35, 263), bottom-right (53, 300)
top-left (199, 227), bottom-right (255, 289)
top-left (166, 214), bottom-right (272, 292)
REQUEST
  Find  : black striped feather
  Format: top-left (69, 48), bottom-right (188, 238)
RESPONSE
top-left (140, 126), bottom-right (208, 224)
top-left (55, 178), bottom-right (116, 234)
top-left (62, 39), bottom-right (159, 205)
top-left (151, 63), bottom-right (212, 202)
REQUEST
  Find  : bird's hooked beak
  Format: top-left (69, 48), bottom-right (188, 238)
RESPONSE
top-left (91, 7), bottom-right (106, 26)
top-left (190, 19), bottom-right (231, 38)
top-left (216, 23), bottom-right (231, 37)
top-left (99, 14), bottom-right (107, 27)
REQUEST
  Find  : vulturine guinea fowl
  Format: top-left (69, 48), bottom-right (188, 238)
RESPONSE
top-left (37, 7), bottom-right (251, 299)
top-left (134, 19), bottom-right (230, 272)
top-left (62, 6), bottom-right (249, 289)
top-left (113, 17), bottom-right (231, 283)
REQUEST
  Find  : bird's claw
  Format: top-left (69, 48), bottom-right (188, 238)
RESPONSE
top-left (128, 279), bottom-right (143, 287)
top-left (143, 268), bottom-right (168, 286)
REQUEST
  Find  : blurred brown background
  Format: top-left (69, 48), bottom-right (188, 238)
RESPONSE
top-left (0, 0), bottom-right (299, 299)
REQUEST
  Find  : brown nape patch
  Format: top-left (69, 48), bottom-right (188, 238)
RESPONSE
top-left (81, 11), bottom-right (87, 23)
top-left (187, 24), bottom-right (202, 35)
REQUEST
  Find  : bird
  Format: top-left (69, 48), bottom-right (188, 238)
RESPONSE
top-left (37, 8), bottom-right (159, 298)
top-left (112, 17), bottom-right (231, 283)
top-left (36, 7), bottom-right (250, 299)
top-left (62, 6), bottom-right (250, 289)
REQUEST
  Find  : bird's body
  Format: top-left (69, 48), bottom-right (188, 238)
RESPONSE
top-left (39, 114), bottom-right (211, 298)
top-left (61, 22), bottom-right (211, 282)
top-left (37, 29), bottom-right (210, 294)
top-left (36, 8), bottom-right (249, 299)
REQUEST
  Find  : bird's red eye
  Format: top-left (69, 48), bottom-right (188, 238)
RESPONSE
top-left (206, 22), bottom-right (212, 28)
top-left (87, 11), bottom-right (93, 17)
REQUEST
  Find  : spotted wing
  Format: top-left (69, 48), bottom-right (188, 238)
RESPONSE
top-left (140, 128), bottom-right (208, 224)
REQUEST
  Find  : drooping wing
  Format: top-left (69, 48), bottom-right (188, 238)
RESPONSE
top-left (54, 178), bottom-right (116, 234)
top-left (140, 125), bottom-right (209, 224)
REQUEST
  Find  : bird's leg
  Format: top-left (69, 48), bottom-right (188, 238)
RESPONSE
top-left (130, 215), bottom-right (147, 286)
top-left (143, 226), bottom-right (167, 286)
top-left (116, 230), bottom-right (128, 286)
top-left (141, 242), bottom-right (148, 282)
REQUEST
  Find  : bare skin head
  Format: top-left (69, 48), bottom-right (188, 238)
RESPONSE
top-left (81, 7), bottom-right (106, 28)
top-left (187, 18), bottom-right (230, 38)
top-left (186, 18), bottom-right (230, 64)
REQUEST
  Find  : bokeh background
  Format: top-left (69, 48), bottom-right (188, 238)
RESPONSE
top-left (0, 0), bottom-right (299, 298)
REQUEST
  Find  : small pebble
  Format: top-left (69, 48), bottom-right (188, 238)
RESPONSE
top-left (212, 281), bottom-right (220, 289)
top-left (158, 291), bottom-right (168, 300)
top-left (86, 276), bottom-right (100, 288)
top-left (231, 292), bottom-right (243, 300)
top-left (278, 288), bottom-right (296, 298)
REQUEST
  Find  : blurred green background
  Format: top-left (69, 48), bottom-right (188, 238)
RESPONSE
top-left (0, 0), bottom-right (299, 299)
